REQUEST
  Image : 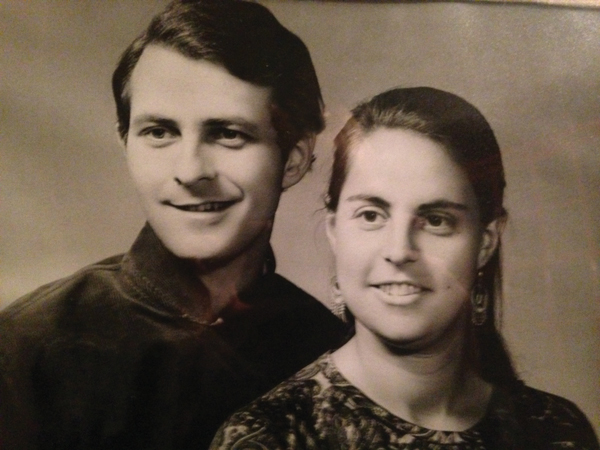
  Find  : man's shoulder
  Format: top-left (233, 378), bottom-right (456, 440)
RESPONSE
top-left (0, 253), bottom-right (134, 396)
top-left (267, 273), bottom-right (348, 334)
top-left (0, 254), bottom-right (126, 333)
top-left (268, 273), bottom-right (319, 305)
top-left (268, 273), bottom-right (334, 315)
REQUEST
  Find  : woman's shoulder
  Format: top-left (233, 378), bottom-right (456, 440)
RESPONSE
top-left (515, 384), bottom-right (595, 429)
top-left (485, 382), bottom-right (599, 449)
top-left (209, 353), bottom-right (335, 449)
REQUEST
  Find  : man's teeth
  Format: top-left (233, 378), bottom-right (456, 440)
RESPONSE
top-left (178, 201), bottom-right (233, 212)
top-left (377, 283), bottom-right (422, 296)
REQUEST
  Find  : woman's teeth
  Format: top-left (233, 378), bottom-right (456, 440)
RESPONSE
top-left (377, 283), bottom-right (422, 296)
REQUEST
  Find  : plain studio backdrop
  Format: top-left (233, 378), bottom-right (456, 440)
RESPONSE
top-left (1, 0), bottom-right (599, 433)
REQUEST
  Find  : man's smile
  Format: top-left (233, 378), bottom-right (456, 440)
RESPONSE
top-left (164, 200), bottom-right (239, 213)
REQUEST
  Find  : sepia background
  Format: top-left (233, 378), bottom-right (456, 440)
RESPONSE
top-left (1, 0), bottom-right (599, 432)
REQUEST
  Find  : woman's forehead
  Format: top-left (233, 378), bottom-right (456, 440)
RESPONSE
top-left (342, 128), bottom-right (477, 208)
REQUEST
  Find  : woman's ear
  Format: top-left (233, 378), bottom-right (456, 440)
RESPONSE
top-left (477, 216), bottom-right (505, 269)
top-left (281, 134), bottom-right (316, 190)
top-left (325, 212), bottom-right (337, 250)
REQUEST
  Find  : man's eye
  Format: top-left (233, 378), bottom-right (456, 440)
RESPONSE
top-left (220, 129), bottom-right (241, 140)
top-left (361, 211), bottom-right (380, 223)
top-left (139, 127), bottom-right (177, 146)
top-left (149, 128), bottom-right (167, 139)
top-left (209, 128), bottom-right (252, 149)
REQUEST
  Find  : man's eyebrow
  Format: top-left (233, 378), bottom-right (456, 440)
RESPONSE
top-left (345, 195), bottom-right (390, 209)
top-left (204, 118), bottom-right (260, 135)
top-left (417, 200), bottom-right (469, 212)
top-left (131, 115), bottom-right (177, 129)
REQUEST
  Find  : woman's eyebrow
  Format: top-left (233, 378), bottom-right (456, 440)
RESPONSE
top-left (417, 200), bottom-right (469, 212)
top-left (345, 195), bottom-right (390, 209)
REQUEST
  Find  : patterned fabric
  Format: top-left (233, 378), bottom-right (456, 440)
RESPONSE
top-left (210, 353), bottom-right (599, 450)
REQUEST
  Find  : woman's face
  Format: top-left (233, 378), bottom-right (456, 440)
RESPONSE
top-left (327, 128), bottom-right (500, 351)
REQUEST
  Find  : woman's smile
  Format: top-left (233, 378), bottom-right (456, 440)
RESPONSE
top-left (370, 281), bottom-right (431, 306)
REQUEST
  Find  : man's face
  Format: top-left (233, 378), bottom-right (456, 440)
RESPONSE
top-left (125, 45), bottom-right (288, 263)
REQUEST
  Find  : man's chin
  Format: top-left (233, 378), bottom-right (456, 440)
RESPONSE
top-left (149, 219), bottom-right (273, 270)
top-left (162, 238), bottom-right (233, 262)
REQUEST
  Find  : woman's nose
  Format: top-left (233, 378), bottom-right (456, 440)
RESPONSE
top-left (173, 141), bottom-right (217, 186)
top-left (383, 219), bottom-right (419, 266)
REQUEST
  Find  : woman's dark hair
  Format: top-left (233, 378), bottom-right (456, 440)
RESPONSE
top-left (326, 87), bottom-right (518, 386)
top-left (112, 0), bottom-right (324, 156)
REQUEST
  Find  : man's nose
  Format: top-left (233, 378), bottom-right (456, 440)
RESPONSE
top-left (383, 218), bottom-right (419, 266)
top-left (173, 140), bottom-right (217, 187)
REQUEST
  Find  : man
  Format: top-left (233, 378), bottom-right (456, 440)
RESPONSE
top-left (0, 1), bottom-right (347, 449)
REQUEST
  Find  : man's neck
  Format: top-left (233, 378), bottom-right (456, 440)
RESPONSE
top-left (191, 231), bottom-right (272, 321)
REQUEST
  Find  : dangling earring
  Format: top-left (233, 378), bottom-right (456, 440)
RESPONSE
top-left (330, 276), bottom-right (347, 322)
top-left (471, 271), bottom-right (488, 326)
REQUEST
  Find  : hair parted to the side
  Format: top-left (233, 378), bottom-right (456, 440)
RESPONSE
top-left (326, 87), bottom-right (518, 386)
top-left (112, 0), bottom-right (324, 156)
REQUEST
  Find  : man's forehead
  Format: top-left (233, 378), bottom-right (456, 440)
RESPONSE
top-left (130, 45), bottom-right (270, 95)
top-left (129, 45), bottom-right (272, 135)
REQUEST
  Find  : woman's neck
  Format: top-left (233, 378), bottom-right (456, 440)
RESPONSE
top-left (332, 325), bottom-right (492, 431)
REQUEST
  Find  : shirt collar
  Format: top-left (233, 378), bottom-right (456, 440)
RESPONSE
top-left (122, 223), bottom-right (277, 323)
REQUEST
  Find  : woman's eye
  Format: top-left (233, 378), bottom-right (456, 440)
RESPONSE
top-left (427, 215), bottom-right (444, 227)
top-left (419, 213), bottom-right (456, 235)
top-left (355, 209), bottom-right (386, 229)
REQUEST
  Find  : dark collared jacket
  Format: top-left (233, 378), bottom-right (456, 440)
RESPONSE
top-left (0, 225), bottom-right (348, 450)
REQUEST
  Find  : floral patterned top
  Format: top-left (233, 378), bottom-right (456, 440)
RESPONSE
top-left (210, 352), bottom-right (599, 450)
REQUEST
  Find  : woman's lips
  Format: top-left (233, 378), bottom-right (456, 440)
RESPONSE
top-left (371, 282), bottom-right (429, 307)
top-left (374, 282), bottom-right (427, 297)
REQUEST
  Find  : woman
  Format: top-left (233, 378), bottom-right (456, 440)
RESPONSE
top-left (210, 87), bottom-right (599, 449)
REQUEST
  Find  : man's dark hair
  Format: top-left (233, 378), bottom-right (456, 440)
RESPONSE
top-left (112, 0), bottom-right (325, 155)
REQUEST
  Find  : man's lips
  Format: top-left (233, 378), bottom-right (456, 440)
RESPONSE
top-left (164, 200), bottom-right (239, 212)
